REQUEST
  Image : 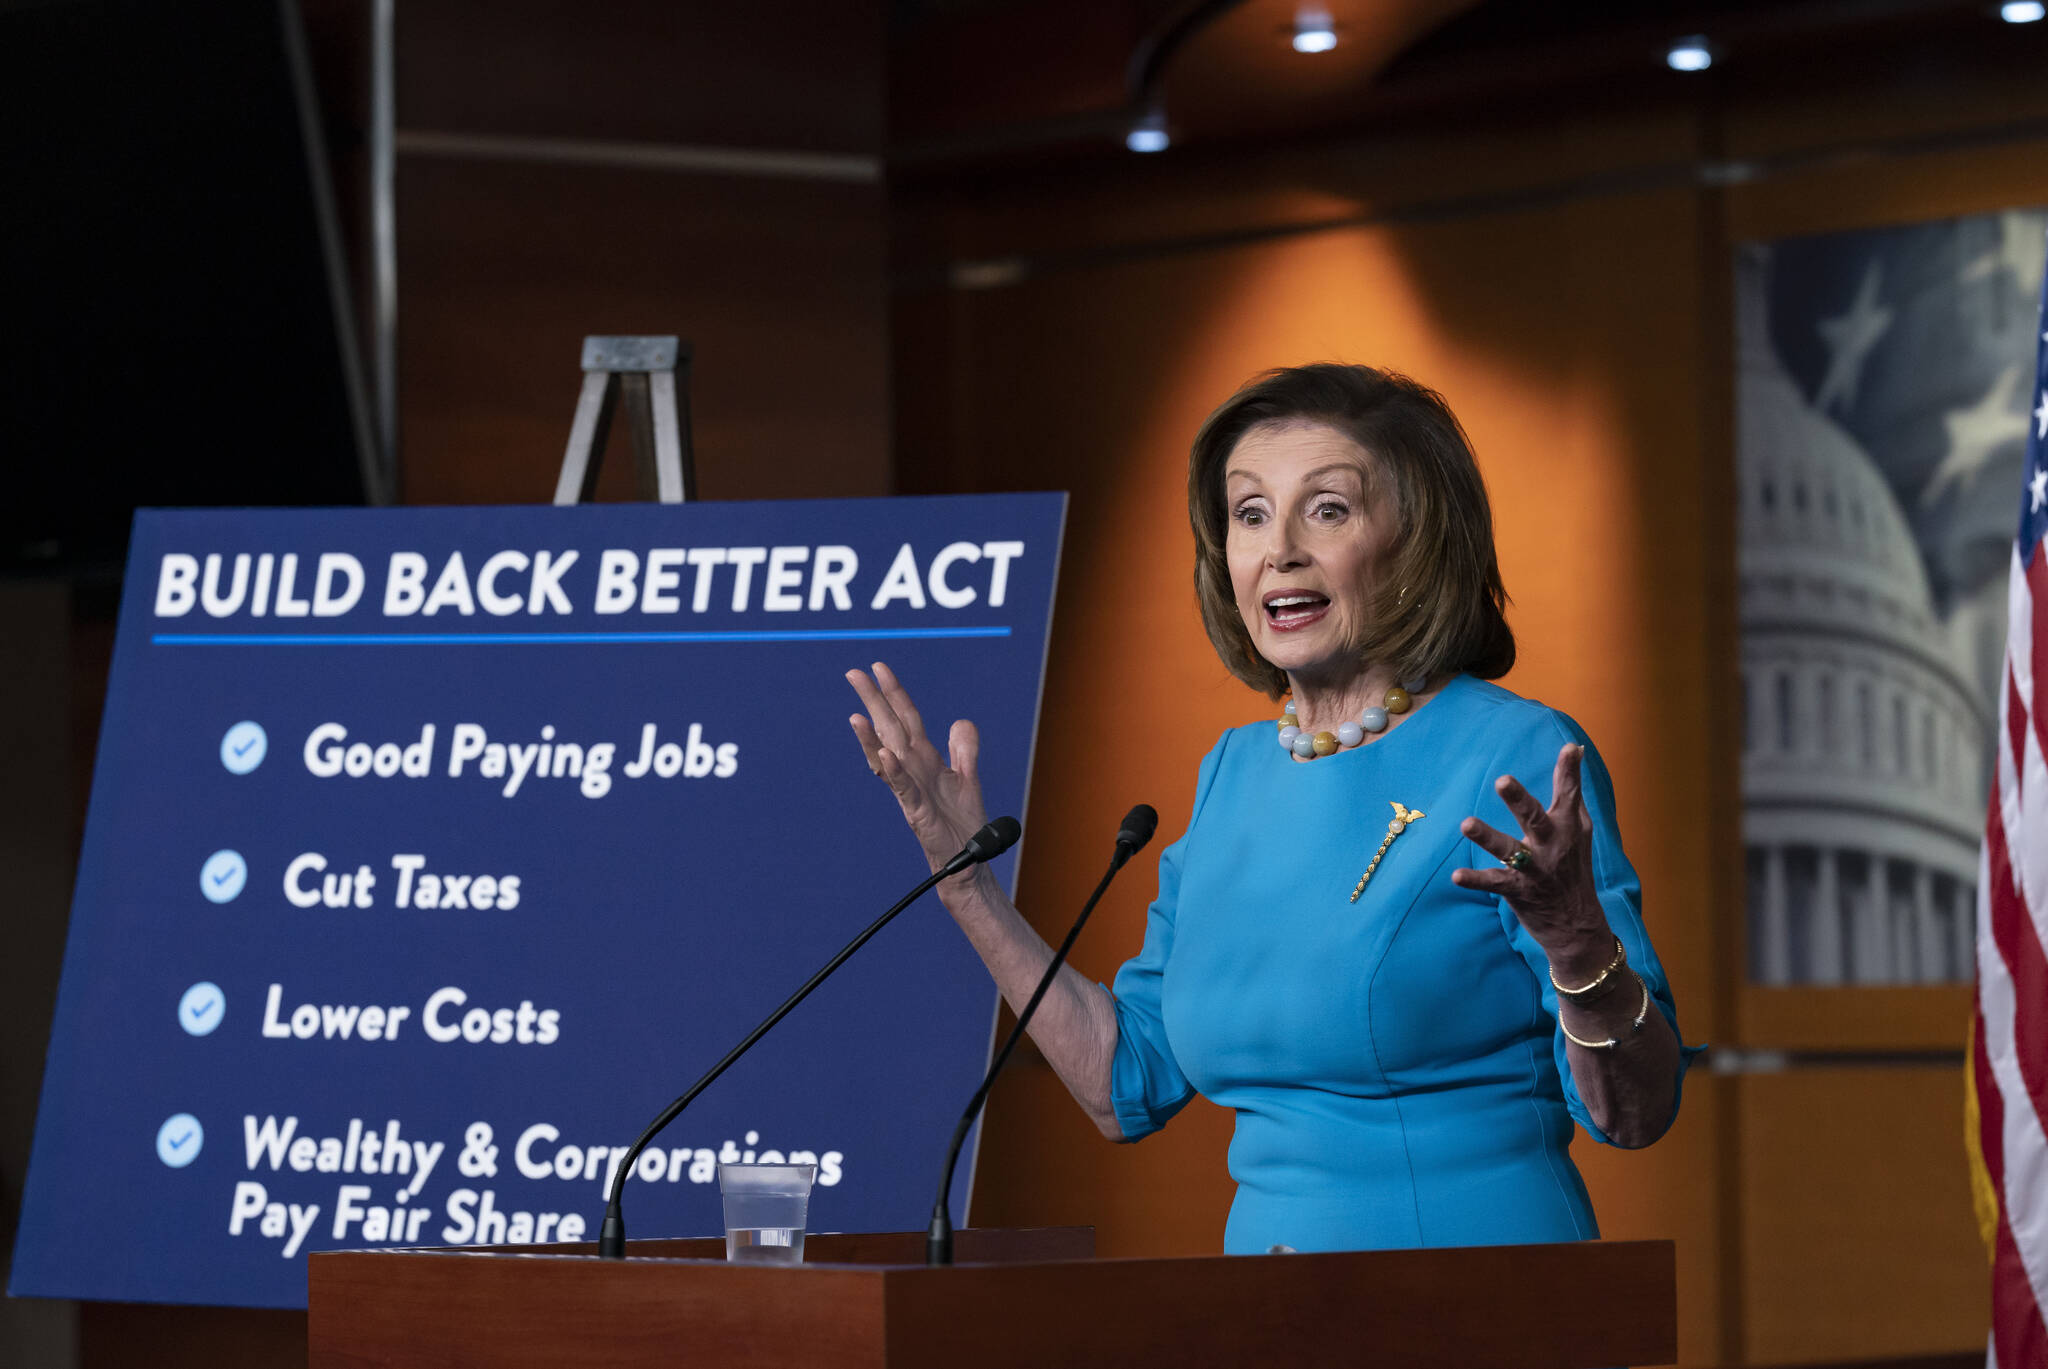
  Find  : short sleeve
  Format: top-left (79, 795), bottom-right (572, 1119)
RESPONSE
top-left (1470, 711), bottom-right (1704, 1147)
top-left (1105, 735), bottom-right (1227, 1142)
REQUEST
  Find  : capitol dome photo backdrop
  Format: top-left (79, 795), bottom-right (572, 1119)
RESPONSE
top-left (1738, 210), bottom-right (2043, 986)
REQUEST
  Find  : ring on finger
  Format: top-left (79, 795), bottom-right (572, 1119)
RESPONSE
top-left (1505, 844), bottom-right (1533, 872)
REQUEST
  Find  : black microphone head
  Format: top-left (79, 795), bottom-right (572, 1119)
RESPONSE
top-left (1116, 804), bottom-right (1158, 855)
top-left (965, 815), bottom-right (1022, 863)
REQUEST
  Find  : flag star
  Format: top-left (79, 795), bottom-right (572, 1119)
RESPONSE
top-left (2038, 391), bottom-right (2048, 441)
top-left (1922, 363), bottom-right (2030, 507)
top-left (1962, 211), bottom-right (2048, 301)
top-left (1814, 259), bottom-right (1893, 416)
top-left (2032, 467), bottom-right (2048, 513)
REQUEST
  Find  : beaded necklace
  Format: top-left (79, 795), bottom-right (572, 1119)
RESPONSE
top-left (1276, 676), bottom-right (1430, 759)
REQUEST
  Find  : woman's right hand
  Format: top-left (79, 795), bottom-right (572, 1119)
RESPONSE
top-left (848, 662), bottom-right (1121, 1138)
top-left (846, 662), bottom-right (991, 883)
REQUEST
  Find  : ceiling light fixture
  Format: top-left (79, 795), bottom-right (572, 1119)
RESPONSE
top-left (1292, 11), bottom-right (1337, 53)
top-left (2002, 1), bottom-right (2046, 23)
top-left (1121, 0), bottom-right (1235, 155)
top-left (1665, 35), bottom-right (1715, 71)
top-left (1126, 110), bottom-right (1169, 154)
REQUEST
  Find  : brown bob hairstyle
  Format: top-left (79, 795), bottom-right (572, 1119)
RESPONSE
top-left (1188, 363), bottom-right (1515, 699)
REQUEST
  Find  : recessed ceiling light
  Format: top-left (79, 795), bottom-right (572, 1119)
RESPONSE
top-left (1292, 19), bottom-right (1337, 53)
top-left (1126, 110), bottom-right (1169, 154)
top-left (1666, 35), bottom-right (1714, 71)
top-left (2002, 1), bottom-right (2046, 23)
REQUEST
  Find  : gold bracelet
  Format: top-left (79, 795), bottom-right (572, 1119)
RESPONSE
top-left (1559, 971), bottom-right (1651, 1051)
top-left (1549, 935), bottom-right (1626, 1002)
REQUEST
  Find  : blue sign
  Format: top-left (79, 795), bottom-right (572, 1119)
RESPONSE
top-left (10, 495), bottom-right (1065, 1308)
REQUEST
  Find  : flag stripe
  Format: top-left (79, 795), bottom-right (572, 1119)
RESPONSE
top-left (2028, 552), bottom-right (2048, 751)
top-left (2013, 669), bottom-right (2032, 806)
top-left (1977, 871), bottom-right (2048, 1345)
top-left (1986, 788), bottom-right (2048, 1141)
top-left (1982, 997), bottom-right (2009, 1198)
top-left (1978, 1007), bottom-right (2048, 1368)
top-left (1978, 819), bottom-right (2048, 1323)
top-left (1996, 1205), bottom-right (2048, 1369)
top-left (2016, 546), bottom-right (2038, 703)
top-left (1960, 221), bottom-right (2043, 1366)
top-left (2020, 693), bottom-right (2048, 960)
top-left (1982, 507), bottom-right (2048, 1363)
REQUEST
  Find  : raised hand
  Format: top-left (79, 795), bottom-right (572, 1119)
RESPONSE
top-left (846, 661), bottom-right (991, 881)
top-left (1450, 742), bottom-right (1613, 970)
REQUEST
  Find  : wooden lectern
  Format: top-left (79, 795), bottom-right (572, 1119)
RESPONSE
top-left (310, 1229), bottom-right (1676, 1367)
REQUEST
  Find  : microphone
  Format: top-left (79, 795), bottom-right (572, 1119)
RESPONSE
top-left (1114, 804), bottom-right (1157, 857)
top-left (597, 815), bottom-right (1022, 1260)
top-left (938, 815), bottom-right (1021, 879)
top-left (925, 804), bottom-right (1156, 1266)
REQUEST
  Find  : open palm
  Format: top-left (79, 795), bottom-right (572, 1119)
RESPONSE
top-left (846, 662), bottom-right (990, 878)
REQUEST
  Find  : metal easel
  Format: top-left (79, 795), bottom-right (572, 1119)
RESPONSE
top-left (553, 336), bottom-right (696, 504)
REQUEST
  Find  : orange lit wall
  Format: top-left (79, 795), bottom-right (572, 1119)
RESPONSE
top-left (894, 78), bottom-right (2048, 1365)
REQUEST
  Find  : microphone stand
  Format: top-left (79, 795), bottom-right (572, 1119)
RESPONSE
top-left (599, 819), bottom-right (1018, 1260)
top-left (926, 827), bottom-right (1145, 1266)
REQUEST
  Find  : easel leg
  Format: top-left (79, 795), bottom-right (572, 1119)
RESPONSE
top-left (554, 371), bottom-right (620, 506)
top-left (555, 336), bottom-right (691, 505)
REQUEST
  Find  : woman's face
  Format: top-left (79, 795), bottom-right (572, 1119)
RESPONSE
top-left (1223, 421), bottom-right (1399, 686)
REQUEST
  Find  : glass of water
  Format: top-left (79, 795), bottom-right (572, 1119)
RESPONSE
top-left (717, 1162), bottom-right (816, 1264)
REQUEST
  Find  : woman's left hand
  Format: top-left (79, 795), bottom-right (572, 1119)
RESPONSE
top-left (1451, 742), bottom-right (1614, 977)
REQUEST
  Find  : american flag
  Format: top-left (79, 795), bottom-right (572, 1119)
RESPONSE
top-left (1970, 231), bottom-right (2048, 1368)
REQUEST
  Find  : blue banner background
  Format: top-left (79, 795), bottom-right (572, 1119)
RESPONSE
top-left (10, 494), bottom-right (1065, 1307)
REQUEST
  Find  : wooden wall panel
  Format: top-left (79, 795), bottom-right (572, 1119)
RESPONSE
top-left (1738, 1068), bottom-right (1988, 1363)
top-left (899, 58), bottom-right (2048, 1366)
top-left (398, 0), bottom-right (882, 153)
top-left (892, 104), bottom-right (1703, 272)
top-left (396, 159), bottom-right (888, 505)
top-left (388, 0), bottom-right (890, 507)
top-left (80, 1306), bottom-right (305, 1369)
top-left (0, 586), bottom-right (80, 1368)
top-left (898, 165), bottom-right (1732, 1365)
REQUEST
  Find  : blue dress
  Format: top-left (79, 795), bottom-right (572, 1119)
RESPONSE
top-left (1108, 674), bottom-right (1695, 1255)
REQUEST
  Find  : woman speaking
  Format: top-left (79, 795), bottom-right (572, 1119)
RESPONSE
top-left (847, 363), bottom-right (1694, 1255)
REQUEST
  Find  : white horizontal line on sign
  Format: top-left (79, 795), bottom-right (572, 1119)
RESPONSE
top-left (151, 627), bottom-right (1012, 646)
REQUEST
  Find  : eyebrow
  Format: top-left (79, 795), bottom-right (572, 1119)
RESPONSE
top-left (1225, 463), bottom-right (1369, 487)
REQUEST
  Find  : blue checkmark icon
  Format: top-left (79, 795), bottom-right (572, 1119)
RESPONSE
top-left (156, 1113), bottom-right (203, 1168)
top-left (220, 721), bottom-right (267, 775)
top-left (200, 850), bottom-right (247, 904)
top-left (179, 982), bottom-right (224, 1036)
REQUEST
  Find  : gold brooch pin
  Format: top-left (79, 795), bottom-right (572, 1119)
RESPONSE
top-left (1351, 801), bottom-right (1424, 903)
